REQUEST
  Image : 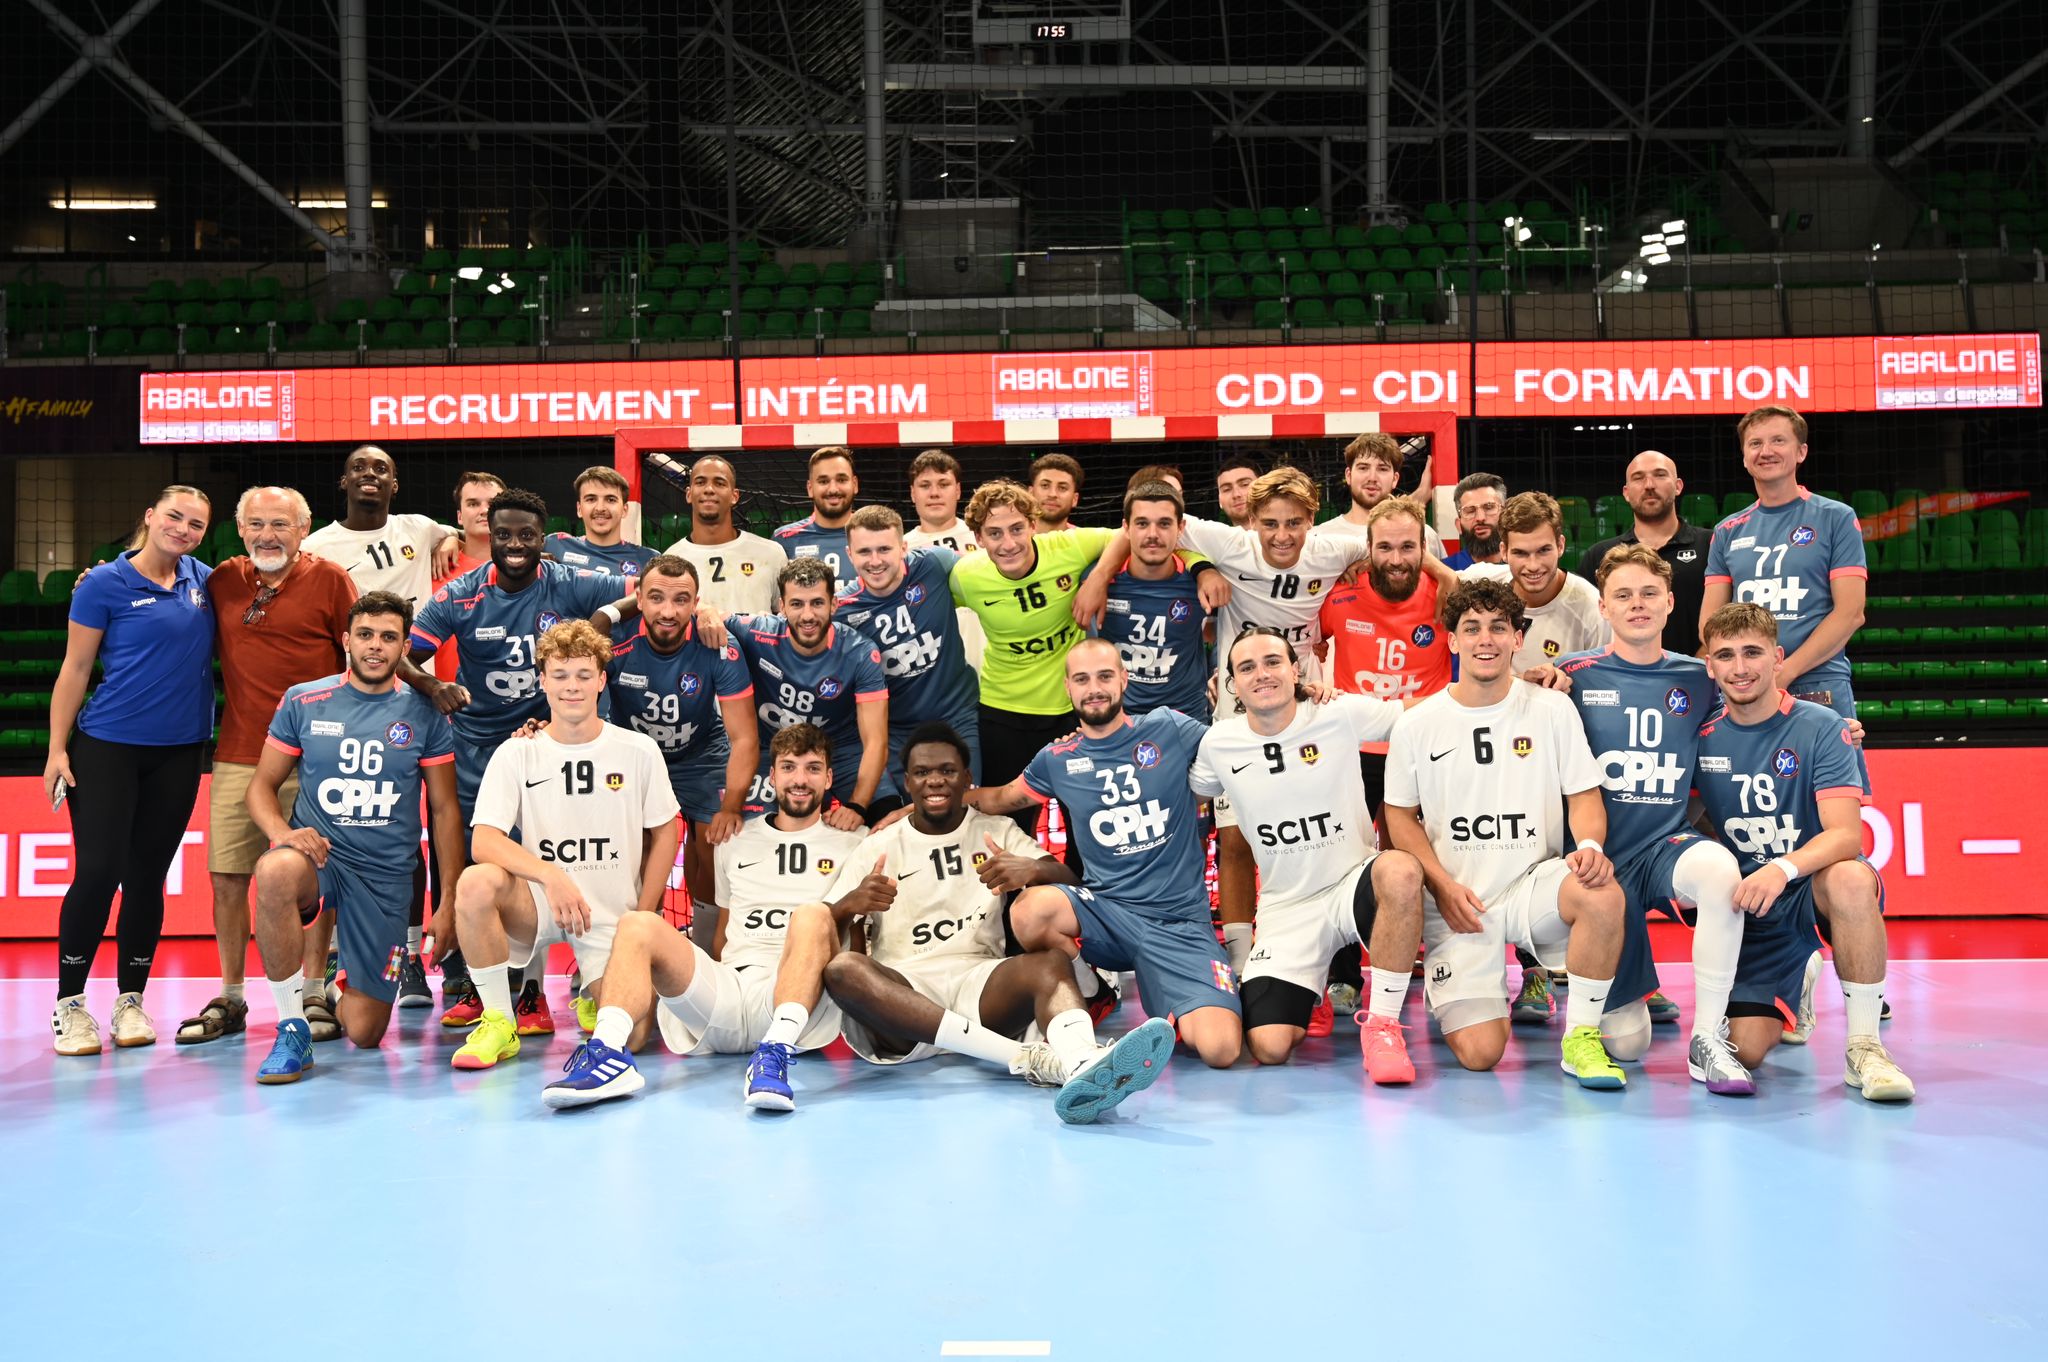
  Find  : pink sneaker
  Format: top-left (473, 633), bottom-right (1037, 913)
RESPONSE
top-left (1359, 1014), bottom-right (1415, 1085)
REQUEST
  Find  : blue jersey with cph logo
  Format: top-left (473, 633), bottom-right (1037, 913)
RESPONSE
top-left (1091, 558), bottom-right (1212, 721)
top-left (773, 515), bottom-right (857, 596)
top-left (1705, 489), bottom-right (1866, 690)
top-left (606, 621), bottom-right (754, 775)
top-left (1694, 692), bottom-right (1867, 869)
top-left (1556, 647), bottom-right (1716, 854)
top-left (834, 547), bottom-right (978, 736)
top-left (410, 561), bottom-right (627, 744)
top-left (727, 616), bottom-right (889, 798)
top-left (1021, 707), bottom-right (1211, 923)
top-left (545, 533), bottom-right (653, 579)
top-left (266, 674), bottom-right (455, 878)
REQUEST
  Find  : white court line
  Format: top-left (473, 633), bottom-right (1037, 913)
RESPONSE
top-left (940, 1346), bottom-right (1050, 1358)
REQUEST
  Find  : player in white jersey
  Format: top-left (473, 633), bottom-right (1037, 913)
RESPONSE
top-left (901, 449), bottom-right (985, 669)
top-left (442, 621), bottom-right (681, 1076)
top-left (655, 453), bottom-right (788, 615)
top-left (1311, 431), bottom-right (1445, 558)
top-left (301, 445), bottom-right (458, 609)
top-left (1381, 576), bottom-right (1631, 1090)
top-left (816, 723), bottom-right (1177, 1124)
top-left (1450, 491), bottom-right (1607, 676)
top-left (1190, 628), bottom-right (1425, 1084)
top-left (532, 723), bottom-right (863, 1108)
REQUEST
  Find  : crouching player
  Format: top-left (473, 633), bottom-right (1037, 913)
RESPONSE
top-left (443, 621), bottom-right (680, 1076)
top-left (247, 591), bottom-right (465, 1082)
top-left (540, 723), bottom-right (866, 1109)
top-left (1693, 604), bottom-right (1913, 1101)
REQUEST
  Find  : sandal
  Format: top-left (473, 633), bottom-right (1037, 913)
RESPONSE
top-left (175, 995), bottom-right (249, 1046)
top-left (303, 993), bottom-right (342, 1043)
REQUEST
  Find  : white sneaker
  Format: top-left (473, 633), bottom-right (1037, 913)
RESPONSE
top-left (52, 996), bottom-right (103, 1056)
top-left (110, 992), bottom-right (157, 1048)
top-left (1780, 950), bottom-right (1822, 1045)
top-left (1687, 1029), bottom-right (1756, 1096)
top-left (1054, 1017), bottom-right (1175, 1125)
top-left (1008, 1042), bottom-right (1068, 1088)
top-left (1845, 1038), bottom-right (1915, 1102)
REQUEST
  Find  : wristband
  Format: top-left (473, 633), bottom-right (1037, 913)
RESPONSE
top-left (597, 603), bottom-right (623, 627)
top-left (838, 799), bottom-right (868, 819)
top-left (1768, 856), bottom-right (1804, 881)
top-left (1190, 559), bottom-right (1219, 578)
top-left (1575, 838), bottom-right (1603, 855)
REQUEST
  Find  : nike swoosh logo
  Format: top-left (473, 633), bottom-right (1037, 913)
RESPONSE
top-left (736, 861), bottom-right (759, 870)
top-left (1230, 762), bottom-right (1254, 774)
top-left (1429, 749), bottom-right (1455, 762)
top-left (896, 869), bottom-right (921, 879)
top-left (981, 597), bottom-right (1011, 606)
top-left (524, 778), bottom-right (552, 787)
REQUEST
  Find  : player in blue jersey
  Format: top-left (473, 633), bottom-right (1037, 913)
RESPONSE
top-left (837, 504), bottom-right (982, 794)
top-left (1701, 406), bottom-right (1867, 725)
top-left (773, 445), bottom-right (861, 596)
top-left (545, 465), bottom-right (655, 578)
top-left (975, 638), bottom-right (1244, 1069)
top-left (1556, 545), bottom-right (1754, 1094)
top-left (245, 591), bottom-right (464, 1082)
top-left (706, 556), bottom-right (890, 828)
top-left (1694, 603), bottom-right (1913, 1101)
top-left (609, 554), bottom-right (758, 953)
top-left (1092, 479), bottom-right (1212, 721)
top-left (399, 487), bottom-right (637, 1029)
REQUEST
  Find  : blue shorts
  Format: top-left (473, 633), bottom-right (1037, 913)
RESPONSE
top-left (1054, 884), bottom-right (1241, 1022)
top-left (319, 859), bottom-right (415, 1006)
top-left (1731, 857), bottom-right (1881, 1016)
top-left (1608, 832), bottom-right (1715, 1011)
top-left (665, 747), bottom-right (730, 825)
top-left (452, 733), bottom-right (500, 821)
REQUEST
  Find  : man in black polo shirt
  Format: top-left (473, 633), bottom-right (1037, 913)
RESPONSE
top-left (1577, 450), bottom-right (1710, 655)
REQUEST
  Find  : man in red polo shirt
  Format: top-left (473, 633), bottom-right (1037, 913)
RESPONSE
top-left (179, 486), bottom-right (360, 1047)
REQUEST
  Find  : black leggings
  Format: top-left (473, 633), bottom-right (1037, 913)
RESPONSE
top-left (977, 703), bottom-right (1086, 876)
top-left (56, 731), bottom-right (207, 998)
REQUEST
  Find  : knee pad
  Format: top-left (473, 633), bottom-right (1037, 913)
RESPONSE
top-left (1601, 1000), bottom-right (1652, 1062)
top-left (1672, 840), bottom-right (1741, 912)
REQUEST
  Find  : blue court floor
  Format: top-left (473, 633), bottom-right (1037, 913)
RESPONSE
top-left (4, 958), bottom-right (2041, 1362)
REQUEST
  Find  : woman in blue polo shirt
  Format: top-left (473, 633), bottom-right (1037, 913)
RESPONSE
top-left (46, 484), bottom-right (217, 1056)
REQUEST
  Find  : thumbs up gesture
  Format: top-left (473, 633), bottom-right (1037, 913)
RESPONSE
top-left (976, 830), bottom-right (1042, 894)
top-left (839, 853), bottom-right (898, 915)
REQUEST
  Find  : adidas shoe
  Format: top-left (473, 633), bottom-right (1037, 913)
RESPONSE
top-left (51, 996), bottom-right (102, 1056)
top-left (542, 1039), bottom-right (644, 1109)
top-left (744, 1041), bottom-right (797, 1112)
top-left (110, 992), bottom-right (156, 1048)
top-left (256, 1019), bottom-right (317, 1085)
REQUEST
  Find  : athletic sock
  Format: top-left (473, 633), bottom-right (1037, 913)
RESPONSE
top-left (1222, 922), bottom-right (1254, 976)
top-left (933, 1008), bottom-right (1024, 1067)
top-left (1843, 979), bottom-right (1884, 1042)
top-left (592, 1006), bottom-right (633, 1051)
top-left (1069, 955), bottom-right (1102, 999)
top-left (222, 981), bottom-right (246, 1004)
top-left (1045, 1008), bottom-right (1097, 1076)
top-left (1563, 973), bottom-right (1614, 1032)
top-left (762, 1003), bottom-right (809, 1049)
top-left (1690, 910), bottom-right (1742, 1039)
top-left (406, 927), bottom-right (423, 954)
top-left (1367, 967), bottom-right (1409, 1022)
top-left (473, 962), bottom-right (515, 1018)
top-left (269, 971), bottom-right (306, 1024)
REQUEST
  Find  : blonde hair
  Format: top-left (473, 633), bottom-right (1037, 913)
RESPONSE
top-left (1245, 465), bottom-right (1319, 520)
top-left (130, 483), bottom-right (211, 550)
top-left (846, 504), bottom-right (905, 536)
top-left (1593, 542), bottom-right (1672, 591)
top-left (1702, 602), bottom-right (1778, 647)
top-left (535, 619), bottom-right (615, 669)
top-left (965, 479), bottom-right (1039, 533)
top-left (1365, 494), bottom-right (1426, 537)
top-left (1499, 490), bottom-right (1564, 539)
top-left (1737, 405), bottom-right (1807, 446)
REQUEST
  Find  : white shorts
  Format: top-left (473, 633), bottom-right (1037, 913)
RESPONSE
top-left (1212, 791), bottom-right (1238, 830)
top-left (506, 883), bottom-right (623, 981)
top-left (654, 940), bottom-right (842, 1056)
top-left (1421, 858), bottom-right (1573, 1023)
top-left (1243, 857), bottom-right (1374, 996)
top-left (839, 954), bottom-right (1032, 1066)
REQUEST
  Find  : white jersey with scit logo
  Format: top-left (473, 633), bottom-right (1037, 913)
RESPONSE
top-left (1181, 514), bottom-right (1363, 685)
top-left (1456, 565), bottom-right (1609, 673)
top-left (713, 817), bottom-right (868, 971)
top-left (1190, 694), bottom-right (1403, 911)
top-left (303, 513), bottom-right (450, 609)
top-left (471, 725), bottom-right (680, 921)
top-left (1383, 682), bottom-right (1601, 908)
top-left (823, 810), bottom-right (1041, 967)
top-left (664, 530), bottom-right (788, 616)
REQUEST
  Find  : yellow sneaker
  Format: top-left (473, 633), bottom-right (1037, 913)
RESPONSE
top-left (451, 1009), bottom-right (521, 1070)
top-left (1845, 1038), bottom-right (1915, 1102)
top-left (574, 995), bottom-right (598, 1034)
top-left (1559, 1024), bottom-right (1626, 1090)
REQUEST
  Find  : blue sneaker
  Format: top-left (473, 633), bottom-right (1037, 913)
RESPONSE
top-left (255, 1019), bottom-right (316, 1085)
top-left (744, 1041), bottom-right (796, 1112)
top-left (1054, 1017), bottom-right (1175, 1125)
top-left (542, 1039), bottom-right (644, 1110)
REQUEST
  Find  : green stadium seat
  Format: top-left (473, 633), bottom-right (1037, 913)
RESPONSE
top-left (495, 317), bottom-right (532, 345)
top-left (176, 279), bottom-right (215, 303)
top-left (1380, 246), bottom-right (1415, 272)
top-left (847, 283), bottom-right (881, 309)
top-left (1680, 493), bottom-right (1719, 526)
top-left (1478, 268), bottom-right (1507, 293)
top-left (0, 571), bottom-right (39, 605)
top-left (1161, 209), bottom-right (1193, 231)
top-left (1415, 245), bottom-right (1448, 270)
top-left (181, 326), bottom-right (215, 355)
top-left (1125, 210), bottom-right (1158, 235)
top-left (774, 286), bottom-right (809, 311)
top-left (1291, 273), bottom-right (1325, 299)
top-left (1325, 270), bottom-right (1362, 297)
top-left (1366, 225), bottom-right (1403, 248)
top-left (837, 310), bottom-right (872, 337)
top-left (1308, 248), bottom-right (1344, 273)
top-left (1254, 207), bottom-right (1286, 229)
top-left (753, 262), bottom-right (788, 288)
top-left (738, 286), bottom-right (773, 311)
top-left (1300, 227), bottom-right (1334, 250)
top-left (650, 313), bottom-right (689, 342)
top-left (1252, 299), bottom-right (1289, 329)
top-left (140, 278), bottom-right (178, 303)
top-left (687, 312), bottom-right (725, 340)
top-left (1980, 529), bottom-right (2023, 570)
top-left (1343, 247), bottom-right (1377, 272)
top-left (810, 284), bottom-right (847, 311)
top-left (1249, 273), bottom-right (1284, 300)
top-left (1334, 225), bottom-right (1366, 248)
top-left (1721, 491), bottom-right (1753, 518)
top-left (1331, 297), bottom-right (1370, 327)
top-left (1192, 208), bottom-right (1225, 231)
top-left (1211, 275), bottom-right (1248, 303)
top-left (821, 262), bottom-right (855, 286)
top-left (1239, 250), bottom-right (1274, 274)
top-left (1197, 230), bottom-right (1231, 253)
top-left (1400, 269), bottom-right (1437, 301)
top-left (1266, 228), bottom-right (1300, 251)
top-left (1294, 298), bottom-right (1331, 327)
top-left (1290, 206), bottom-right (1322, 228)
top-left (1402, 224), bottom-right (1434, 247)
top-left (2025, 511), bottom-right (2048, 567)
top-left (1435, 224), bottom-right (1468, 248)
top-left (1137, 276), bottom-right (1174, 306)
top-left (416, 319), bottom-right (450, 347)
top-left (786, 263), bottom-right (821, 287)
top-left (761, 311), bottom-right (800, 340)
